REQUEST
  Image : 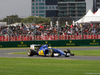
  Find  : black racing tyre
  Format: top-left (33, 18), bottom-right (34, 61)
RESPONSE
top-left (27, 49), bottom-right (34, 56)
top-left (65, 55), bottom-right (69, 57)
top-left (65, 53), bottom-right (70, 57)
top-left (64, 49), bottom-right (71, 57)
top-left (64, 49), bottom-right (71, 53)
top-left (48, 49), bottom-right (54, 57)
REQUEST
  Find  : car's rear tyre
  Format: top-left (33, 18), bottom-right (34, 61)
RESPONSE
top-left (27, 49), bottom-right (34, 56)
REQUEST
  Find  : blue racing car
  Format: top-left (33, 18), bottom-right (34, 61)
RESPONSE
top-left (27, 44), bottom-right (74, 57)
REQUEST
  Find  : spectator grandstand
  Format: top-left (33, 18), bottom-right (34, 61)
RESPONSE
top-left (0, 23), bottom-right (100, 41)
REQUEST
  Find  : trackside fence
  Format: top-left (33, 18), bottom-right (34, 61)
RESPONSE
top-left (0, 35), bottom-right (100, 41)
top-left (0, 39), bottom-right (100, 48)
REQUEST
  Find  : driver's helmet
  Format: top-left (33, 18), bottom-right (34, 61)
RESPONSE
top-left (48, 46), bottom-right (51, 49)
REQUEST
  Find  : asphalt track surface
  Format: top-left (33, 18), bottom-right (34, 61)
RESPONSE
top-left (0, 47), bottom-right (100, 60)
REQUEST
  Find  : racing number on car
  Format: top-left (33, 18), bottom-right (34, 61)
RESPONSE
top-left (39, 50), bottom-right (44, 55)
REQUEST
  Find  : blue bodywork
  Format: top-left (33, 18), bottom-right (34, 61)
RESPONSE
top-left (37, 45), bottom-right (66, 56)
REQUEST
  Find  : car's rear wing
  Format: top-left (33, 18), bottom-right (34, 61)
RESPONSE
top-left (30, 44), bottom-right (42, 50)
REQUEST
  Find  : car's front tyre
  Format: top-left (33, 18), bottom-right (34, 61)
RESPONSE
top-left (64, 49), bottom-right (71, 57)
top-left (64, 49), bottom-right (74, 57)
top-left (48, 49), bottom-right (54, 57)
top-left (65, 53), bottom-right (70, 57)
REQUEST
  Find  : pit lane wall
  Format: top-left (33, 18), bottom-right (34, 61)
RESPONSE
top-left (0, 39), bottom-right (100, 48)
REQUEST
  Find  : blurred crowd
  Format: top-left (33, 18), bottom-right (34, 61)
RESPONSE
top-left (0, 23), bottom-right (100, 37)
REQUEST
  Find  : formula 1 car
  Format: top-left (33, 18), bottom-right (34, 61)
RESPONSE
top-left (27, 44), bottom-right (74, 57)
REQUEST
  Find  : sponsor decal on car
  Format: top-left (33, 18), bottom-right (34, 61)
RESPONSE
top-left (39, 50), bottom-right (44, 55)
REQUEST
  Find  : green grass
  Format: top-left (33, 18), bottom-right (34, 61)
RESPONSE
top-left (71, 50), bottom-right (100, 56)
top-left (12, 52), bottom-right (27, 55)
top-left (0, 57), bottom-right (100, 75)
top-left (12, 50), bottom-right (100, 56)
